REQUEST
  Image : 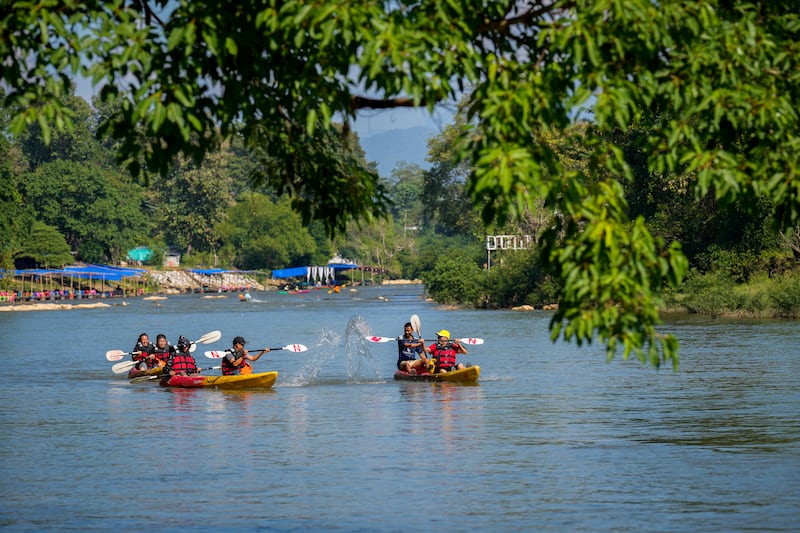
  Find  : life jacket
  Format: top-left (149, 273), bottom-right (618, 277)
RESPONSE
top-left (167, 351), bottom-right (198, 375)
top-left (397, 337), bottom-right (422, 363)
top-left (153, 346), bottom-right (173, 366)
top-left (429, 342), bottom-right (457, 371)
top-left (132, 343), bottom-right (152, 361)
top-left (221, 349), bottom-right (252, 376)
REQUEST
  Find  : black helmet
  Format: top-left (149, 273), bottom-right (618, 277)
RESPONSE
top-left (177, 336), bottom-right (191, 351)
top-left (233, 336), bottom-right (247, 346)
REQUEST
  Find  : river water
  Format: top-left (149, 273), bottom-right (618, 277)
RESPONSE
top-left (0, 285), bottom-right (798, 531)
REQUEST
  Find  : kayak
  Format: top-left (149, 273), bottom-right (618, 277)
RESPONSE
top-left (159, 371), bottom-right (278, 390)
top-left (393, 365), bottom-right (480, 383)
top-left (127, 365), bottom-right (165, 380)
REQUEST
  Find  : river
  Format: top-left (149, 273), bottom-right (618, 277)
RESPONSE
top-left (0, 285), bottom-right (798, 531)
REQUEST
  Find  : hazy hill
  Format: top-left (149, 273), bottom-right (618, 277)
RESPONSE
top-left (360, 126), bottom-right (435, 176)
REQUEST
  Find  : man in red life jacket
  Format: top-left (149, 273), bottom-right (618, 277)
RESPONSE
top-left (427, 329), bottom-right (467, 373)
top-left (164, 336), bottom-right (201, 376)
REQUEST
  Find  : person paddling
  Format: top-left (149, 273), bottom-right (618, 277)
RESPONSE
top-left (132, 332), bottom-right (156, 370)
top-left (221, 336), bottom-right (270, 376)
top-left (427, 330), bottom-right (467, 373)
top-left (397, 322), bottom-right (429, 375)
top-left (152, 333), bottom-right (174, 368)
top-left (164, 336), bottom-right (201, 376)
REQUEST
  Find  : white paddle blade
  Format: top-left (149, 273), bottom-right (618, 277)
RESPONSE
top-left (204, 350), bottom-right (228, 359)
top-left (459, 337), bottom-right (484, 345)
top-left (196, 330), bottom-right (222, 345)
top-left (112, 360), bottom-right (137, 374)
top-left (410, 314), bottom-right (421, 336)
top-left (365, 336), bottom-right (396, 343)
top-left (105, 349), bottom-right (127, 362)
top-left (281, 344), bottom-right (308, 353)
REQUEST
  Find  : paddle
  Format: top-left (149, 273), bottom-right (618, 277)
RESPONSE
top-left (110, 330), bottom-right (222, 373)
top-left (410, 314), bottom-right (422, 337)
top-left (106, 330), bottom-right (222, 362)
top-left (203, 344), bottom-right (308, 359)
top-left (366, 335), bottom-right (484, 345)
top-left (129, 366), bottom-right (221, 383)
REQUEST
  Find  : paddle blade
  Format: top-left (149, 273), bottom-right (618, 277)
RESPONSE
top-left (365, 336), bottom-right (395, 343)
top-left (279, 344), bottom-right (308, 353)
top-left (204, 350), bottom-right (228, 359)
top-left (112, 360), bottom-right (136, 374)
top-left (460, 337), bottom-right (484, 345)
top-left (130, 374), bottom-right (164, 384)
top-left (105, 349), bottom-right (127, 362)
top-left (195, 330), bottom-right (222, 345)
top-left (410, 314), bottom-right (421, 337)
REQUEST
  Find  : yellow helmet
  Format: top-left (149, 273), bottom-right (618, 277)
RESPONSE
top-left (436, 329), bottom-right (450, 339)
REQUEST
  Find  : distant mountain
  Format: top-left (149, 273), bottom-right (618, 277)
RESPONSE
top-left (360, 126), bottom-right (435, 176)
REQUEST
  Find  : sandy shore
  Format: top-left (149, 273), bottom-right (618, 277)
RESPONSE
top-left (0, 302), bottom-right (117, 312)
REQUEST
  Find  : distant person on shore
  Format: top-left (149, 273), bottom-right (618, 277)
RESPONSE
top-left (132, 333), bottom-right (156, 370)
top-left (427, 330), bottom-right (467, 373)
top-left (164, 336), bottom-right (201, 376)
top-left (397, 322), bottom-right (429, 375)
top-left (221, 336), bottom-right (269, 375)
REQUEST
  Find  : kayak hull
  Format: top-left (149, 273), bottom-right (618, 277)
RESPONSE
top-left (127, 365), bottom-right (165, 380)
top-left (393, 365), bottom-right (480, 383)
top-left (160, 371), bottom-right (278, 390)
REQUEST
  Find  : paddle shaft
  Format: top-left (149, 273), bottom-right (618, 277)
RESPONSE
top-left (129, 366), bottom-right (220, 383)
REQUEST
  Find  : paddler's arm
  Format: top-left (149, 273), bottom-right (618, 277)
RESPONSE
top-left (453, 339), bottom-right (468, 354)
top-left (248, 348), bottom-right (270, 361)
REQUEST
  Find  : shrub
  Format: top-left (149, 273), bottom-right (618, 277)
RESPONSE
top-left (769, 275), bottom-right (800, 318)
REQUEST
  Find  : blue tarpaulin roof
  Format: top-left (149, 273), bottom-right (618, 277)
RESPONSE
top-left (270, 266), bottom-right (310, 279)
top-left (14, 264), bottom-right (146, 281)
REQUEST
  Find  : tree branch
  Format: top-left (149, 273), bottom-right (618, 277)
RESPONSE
top-left (351, 95), bottom-right (425, 110)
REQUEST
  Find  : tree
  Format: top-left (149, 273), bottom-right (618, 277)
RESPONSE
top-left (4, 1), bottom-right (799, 367)
top-left (0, 131), bottom-right (35, 283)
top-left (20, 160), bottom-right (150, 263)
top-left (215, 192), bottom-right (316, 270)
top-left (148, 150), bottom-right (235, 259)
top-left (16, 221), bottom-right (74, 268)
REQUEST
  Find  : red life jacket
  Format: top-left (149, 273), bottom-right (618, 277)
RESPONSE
top-left (221, 350), bottom-right (250, 375)
top-left (429, 342), bottom-right (457, 371)
top-left (167, 351), bottom-right (198, 375)
top-left (153, 346), bottom-right (173, 364)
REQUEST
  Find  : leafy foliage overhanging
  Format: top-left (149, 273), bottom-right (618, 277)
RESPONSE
top-left (3, 1), bottom-right (799, 367)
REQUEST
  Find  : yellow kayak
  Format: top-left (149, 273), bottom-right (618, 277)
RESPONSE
top-left (160, 371), bottom-right (278, 390)
top-left (393, 365), bottom-right (480, 383)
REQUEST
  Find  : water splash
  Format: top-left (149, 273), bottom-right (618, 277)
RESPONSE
top-left (282, 317), bottom-right (383, 385)
top-left (344, 315), bottom-right (383, 382)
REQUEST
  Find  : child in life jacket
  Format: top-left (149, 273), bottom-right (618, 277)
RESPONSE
top-left (164, 336), bottom-right (201, 376)
top-left (221, 336), bottom-right (269, 375)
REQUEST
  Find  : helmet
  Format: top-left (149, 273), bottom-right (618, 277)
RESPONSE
top-left (177, 336), bottom-right (191, 351)
top-left (233, 336), bottom-right (247, 346)
top-left (436, 329), bottom-right (450, 339)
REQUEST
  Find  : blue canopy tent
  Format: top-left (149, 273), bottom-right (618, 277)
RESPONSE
top-left (126, 246), bottom-right (153, 263)
top-left (271, 262), bottom-right (359, 285)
